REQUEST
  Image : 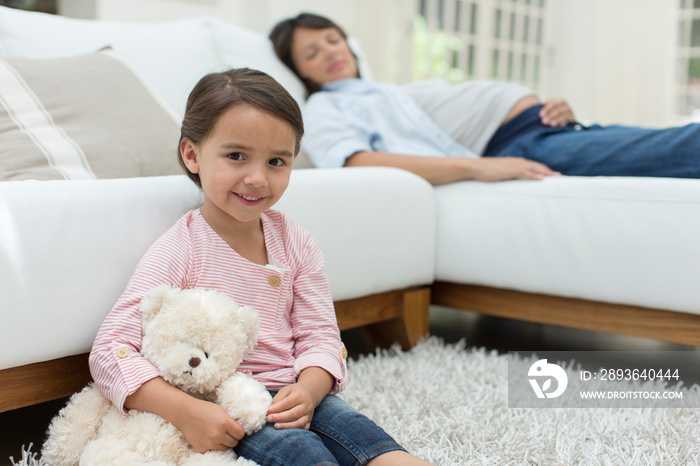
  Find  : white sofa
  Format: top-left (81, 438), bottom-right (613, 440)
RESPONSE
top-left (2, 7), bottom-right (699, 413)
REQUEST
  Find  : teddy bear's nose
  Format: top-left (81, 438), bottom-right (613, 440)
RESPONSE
top-left (189, 357), bottom-right (201, 368)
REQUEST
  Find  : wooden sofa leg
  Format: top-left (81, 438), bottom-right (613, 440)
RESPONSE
top-left (362, 287), bottom-right (431, 351)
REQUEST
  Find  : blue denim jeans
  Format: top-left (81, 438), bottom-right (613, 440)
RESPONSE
top-left (234, 394), bottom-right (405, 466)
top-left (485, 105), bottom-right (700, 178)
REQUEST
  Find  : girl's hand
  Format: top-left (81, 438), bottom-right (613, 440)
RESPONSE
top-left (539, 98), bottom-right (575, 127)
top-left (176, 398), bottom-right (246, 453)
top-left (469, 157), bottom-right (560, 182)
top-left (126, 377), bottom-right (245, 453)
top-left (266, 383), bottom-right (316, 430)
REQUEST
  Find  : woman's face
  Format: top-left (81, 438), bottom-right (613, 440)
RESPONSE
top-left (291, 27), bottom-right (359, 87)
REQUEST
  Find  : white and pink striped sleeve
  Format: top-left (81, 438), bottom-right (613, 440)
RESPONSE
top-left (290, 229), bottom-right (348, 393)
top-left (89, 222), bottom-right (192, 414)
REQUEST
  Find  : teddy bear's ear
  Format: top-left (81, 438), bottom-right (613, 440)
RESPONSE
top-left (235, 304), bottom-right (261, 351)
top-left (140, 285), bottom-right (179, 324)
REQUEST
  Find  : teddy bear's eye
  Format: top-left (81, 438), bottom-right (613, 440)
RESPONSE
top-left (204, 352), bottom-right (209, 359)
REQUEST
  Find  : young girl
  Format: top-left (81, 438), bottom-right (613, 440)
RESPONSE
top-left (89, 68), bottom-right (431, 466)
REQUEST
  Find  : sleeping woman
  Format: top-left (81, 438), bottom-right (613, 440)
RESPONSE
top-left (270, 12), bottom-right (700, 185)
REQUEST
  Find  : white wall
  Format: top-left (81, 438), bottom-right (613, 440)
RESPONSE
top-left (57, 0), bottom-right (680, 127)
top-left (58, 0), bottom-right (414, 83)
top-left (545, 0), bottom-right (677, 127)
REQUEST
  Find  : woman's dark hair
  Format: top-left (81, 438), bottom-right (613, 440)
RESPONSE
top-left (179, 68), bottom-right (304, 187)
top-left (269, 12), bottom-right (358, 96)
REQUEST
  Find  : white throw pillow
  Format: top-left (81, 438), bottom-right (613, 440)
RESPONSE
top-left (0, 6), bottom-right (220, 117)
top-left (206, 18), bottom-right (306, 105)
top-left (347, 37), bottom-right (375, 82)
top-left (207, 17), bottom-right (373, 105)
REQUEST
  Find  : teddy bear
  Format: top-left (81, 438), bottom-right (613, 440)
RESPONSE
top-left (41, 285), bottom-right (272, 466)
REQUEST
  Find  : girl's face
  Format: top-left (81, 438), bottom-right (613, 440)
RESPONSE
top-left (180, 103), bottom-right (296, 234)
top-left (291, 27), bottom-right (358, 87)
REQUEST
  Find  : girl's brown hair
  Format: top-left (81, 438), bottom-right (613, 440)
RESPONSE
top-left (179, 68), bottom-right (304, 187)
top-left (269, 12), bottom-right (359, 97)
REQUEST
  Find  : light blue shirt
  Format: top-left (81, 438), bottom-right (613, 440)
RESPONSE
top-left (301, 78), bottom-right (477, 169)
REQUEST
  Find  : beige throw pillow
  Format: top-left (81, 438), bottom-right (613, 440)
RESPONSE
top-left (0, 51), bottom-right (182, 181)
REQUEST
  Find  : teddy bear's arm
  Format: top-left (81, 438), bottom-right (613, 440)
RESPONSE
top-left (215, 373), bottom-right (272, 435)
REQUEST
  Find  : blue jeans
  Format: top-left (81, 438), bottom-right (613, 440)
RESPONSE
top-left (485, 105), bottom-right (700, 178)
top-left (234, 394), bottom-right (405, 466)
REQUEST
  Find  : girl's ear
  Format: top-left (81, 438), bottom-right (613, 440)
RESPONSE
top-left (180, 138), bottom-right (200, 175)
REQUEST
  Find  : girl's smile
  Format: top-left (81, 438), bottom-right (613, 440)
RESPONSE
top-left (234, 192), bottom-right (269, 206)
top-left (180, 103), bottom-right (296, 241)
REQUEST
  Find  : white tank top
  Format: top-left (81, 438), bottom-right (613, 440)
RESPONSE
top-left (400, 79), bottom-right (535, 155)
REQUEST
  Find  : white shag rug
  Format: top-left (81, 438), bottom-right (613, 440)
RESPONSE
top-left (11, 337), bottom-right (700, 466)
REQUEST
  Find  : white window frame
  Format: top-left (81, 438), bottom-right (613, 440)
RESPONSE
top-left (413, 0), bottom-right (549, 94)
top-left (676, 0), bottom-right (700, 120)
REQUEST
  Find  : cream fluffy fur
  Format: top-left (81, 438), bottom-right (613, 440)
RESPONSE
top-left (42, 286), bottom-right (271, 466)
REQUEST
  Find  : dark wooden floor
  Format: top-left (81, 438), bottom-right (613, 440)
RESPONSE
top-left (2, 305), bottom-right (697, 465)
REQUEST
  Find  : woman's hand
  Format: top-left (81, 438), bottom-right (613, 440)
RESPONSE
top-left (539, 98), bottom-right (575, 127)
top-left (468, 157), bottom-right (560, 182)
top-left (266, 383), bottom-right (316, 430)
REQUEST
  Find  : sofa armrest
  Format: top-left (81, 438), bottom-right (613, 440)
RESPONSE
top-left (0, 176), bottom-right (203, 370)
top-left (277, 167), bottom-right (436, 301)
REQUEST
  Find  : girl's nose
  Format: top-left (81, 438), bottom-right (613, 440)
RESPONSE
top-left (244, 164), bottom-right (268, 187)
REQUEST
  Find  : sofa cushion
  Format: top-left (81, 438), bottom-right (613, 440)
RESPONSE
top-left (0, 6), bottom-right (220, 116)
top-left (0, 51), bottom-right (182, 181)
top-left (434, 176), bottom-right (700, 315)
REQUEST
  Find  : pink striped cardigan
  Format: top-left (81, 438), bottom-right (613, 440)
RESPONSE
top-left (89, 209), bottom-right (348, 413)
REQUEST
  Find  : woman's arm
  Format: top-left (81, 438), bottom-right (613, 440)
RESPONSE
top-left (345, 151), bottom-right (559, 185)
top-left (125, 377), bottom-right (245, 452)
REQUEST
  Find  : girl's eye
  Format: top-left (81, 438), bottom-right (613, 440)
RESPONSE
top-left (228, 152), bottom-right (244, 161)
top-left (269, 158), bottom-right (285, 167)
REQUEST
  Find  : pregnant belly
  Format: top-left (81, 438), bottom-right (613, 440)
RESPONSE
top-left (502, 95), bottom-right (540, 125)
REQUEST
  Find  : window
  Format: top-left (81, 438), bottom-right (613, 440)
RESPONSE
top-left (0, 0), bottom-right (56, 13)
top-left (677, 0), bottom-right (700, 120)
top-left (413, 0), bottom-right (548, 93)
